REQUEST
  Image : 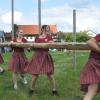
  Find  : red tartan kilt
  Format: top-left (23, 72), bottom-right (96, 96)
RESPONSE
top-left (80, 58), bottom-right (100, 92)
top-left (25, 51), bottom-right (54, 75)
top-left (9, 52), bottom-right (28, 73)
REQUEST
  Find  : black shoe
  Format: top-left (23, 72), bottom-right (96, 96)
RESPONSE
top-left (0, 69), bottom-right (5, 75)
top-left (52, 90), bottom-right (58, 96)
top-left (29, 90), bottom-right (34, 96)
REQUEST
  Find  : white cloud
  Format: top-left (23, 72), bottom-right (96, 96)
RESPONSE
top-left (32, 4), bottom-right (74, 31)
top-left (40, 5), bottom-right (74, 31)
top-left (37, 4), bottom-right (100, 33)
top-left (76, 6), bottom-right (100, 33)
top-left (1, 1), bottom-right (100, 33)
top-left (1, 11), bottom-right (23, 24)
top-left (31, 2), bottom-right (100, 33)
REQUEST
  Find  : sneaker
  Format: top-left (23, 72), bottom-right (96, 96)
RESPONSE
top-left (22, 78), bottom-right (28, 85)
top-left (52, 90), bottom-right (58, 96)
top-left (0, 69), bottom-right (5, 75)
top-left (14, 84), bottom-right (18, 90)
top-left (29, 90), bottom-right (34, 96)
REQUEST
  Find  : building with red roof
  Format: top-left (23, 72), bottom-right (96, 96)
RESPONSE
top-left (18, 25), bottom-right (58, 42)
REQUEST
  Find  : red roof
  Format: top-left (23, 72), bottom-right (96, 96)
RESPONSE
top-left (18, 25), bottom-right (58, 35)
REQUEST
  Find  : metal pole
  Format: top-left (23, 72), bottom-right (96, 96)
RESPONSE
top-left (73, 9), bottom-right (76, 70)
top-left (38, 0), bottom-right (41, 34)
top-left (11, 0), bottom-right (14, 39)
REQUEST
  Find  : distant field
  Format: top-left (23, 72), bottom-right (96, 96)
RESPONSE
top-left (0, 51), bottom-right (100, 100)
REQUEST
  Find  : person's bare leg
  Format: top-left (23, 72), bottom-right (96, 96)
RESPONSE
top-left (29, 75), bottom-right (38, 95)
top-left (47, 74), bottom-right (58, 96)
top-left (83, 84), bottom-right (98, 100)
top-left (13, 72), bottom-right (18, 90)
top-left (31, 75), bottom-right (38, 90)
top-left (47, 74), bottom-right (56, 91)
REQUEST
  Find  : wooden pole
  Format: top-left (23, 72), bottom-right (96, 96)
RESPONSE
top-left (0, 42), bottom-right (94, 50)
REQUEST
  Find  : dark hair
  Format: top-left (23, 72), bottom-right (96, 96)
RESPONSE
top-left (42, 25), bottom-right (48, 29)
top-left (41, 25), bottom-right (50, 34)
top-left (42, 25), bottom-right (50, 30)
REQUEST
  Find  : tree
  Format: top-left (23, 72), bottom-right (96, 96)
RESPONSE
top-left (65, 33), bottom-right (73, 42)
top-left (11, 24), bottom-right (19, 38)
top-left (14, 24), bottom-right (19, 37)
top-left (76, 32), bottom-right (90, 42)
top-left (65, 32), bottom-right (90, 42)
top-left (56, 31), bottom-right (66, 42)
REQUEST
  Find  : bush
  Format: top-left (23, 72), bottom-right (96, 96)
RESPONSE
top-left (65, 32), bottom-right (90, 42)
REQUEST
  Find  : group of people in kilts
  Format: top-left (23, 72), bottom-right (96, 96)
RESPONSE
top-left (0, 25), bottom-right (100, 100)
top-left (0, 25), bottom-right (58, 96)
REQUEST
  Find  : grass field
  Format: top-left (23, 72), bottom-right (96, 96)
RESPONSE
top-left (0, 51), bottom-right (100, 100)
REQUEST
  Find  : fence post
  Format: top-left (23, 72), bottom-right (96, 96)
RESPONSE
top-left (38, 0), bottom-right (41, 34)
top-left (73, 9), bottom-right (76, 71)
top-left (11, 0), bottom-right (14, 39)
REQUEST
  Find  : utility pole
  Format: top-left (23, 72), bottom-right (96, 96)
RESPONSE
top-left (38, 0), bottom-right (41, 34)
top-left (73, 9), bottom-right (76, 71)
top-left (11, 0), bottom-right (14, 39)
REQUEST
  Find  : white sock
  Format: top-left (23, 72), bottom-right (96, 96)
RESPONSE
top-left (14, 84), bottom-right (18, 90)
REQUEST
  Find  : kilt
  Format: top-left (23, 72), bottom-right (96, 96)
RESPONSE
top-left (9, 52), bottom-right (28, 73)
top-left (80, 58), bottom-right (100, 92)
top-left (25, 51), bottom-right (54, 75)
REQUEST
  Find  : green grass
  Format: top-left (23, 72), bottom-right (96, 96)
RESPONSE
top-left (0, 51), bottom-right (100, 100)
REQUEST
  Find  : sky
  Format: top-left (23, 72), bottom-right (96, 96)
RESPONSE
top-left (0, 0), bottom-right (100, 33)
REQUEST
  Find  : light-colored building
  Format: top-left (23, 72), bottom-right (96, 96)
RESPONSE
top-left (86, 30), bottom-right (97, 37)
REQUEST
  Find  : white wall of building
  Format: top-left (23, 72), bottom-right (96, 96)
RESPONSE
top-left (24, 36), bottom-right (35, 42)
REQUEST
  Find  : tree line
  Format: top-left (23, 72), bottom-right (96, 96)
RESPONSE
top-left (13, 24), bottom-right (91, 42)
top-left (56, 31), bottom-right (91, 42)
